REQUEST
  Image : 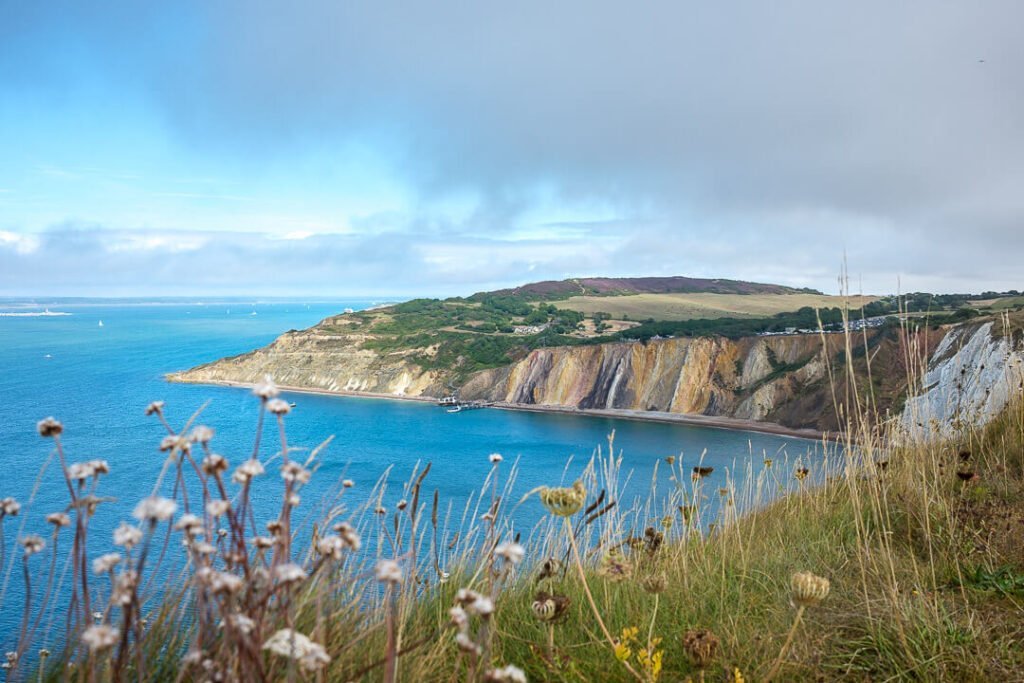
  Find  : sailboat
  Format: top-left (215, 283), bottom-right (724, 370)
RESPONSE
top-left (98, 320), bottom-right (104, 327)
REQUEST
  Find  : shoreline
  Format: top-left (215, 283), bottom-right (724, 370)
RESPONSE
top-left (168, 376), bottom-right (834, 442)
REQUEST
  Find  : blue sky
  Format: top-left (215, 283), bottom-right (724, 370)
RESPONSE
top-left (2, 2), bottom-right (1022, 296)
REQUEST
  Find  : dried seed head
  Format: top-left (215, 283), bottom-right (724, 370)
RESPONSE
top-left (790, 571), bottom-right (830, 608)
top-left (261, 629), bottom-right (330, 672)
top-left (455, 632), bottom-right (481, 655)
top-left (342, 479), bottom-right (354, 488)
top-left (20, 535), bottom-right (45, 556)
top-left (206, 500), bottom-right (230, 517)
top-left (273, 563), bottom-right (308, 586)
top-left (682, 629), bottom-right (719, 670)
top-left (46, 512), bottom-right (71, 528)
top-left (0, 498), bottom-right (21, 517)
top-left (539, 480), bottom-right (586, 517)
top-left (232, 459), bottom-right (265, 485)
top-left (484, 665), bottom-right (527, 683)
top-left (641, 573), bottom-right (668, 595)
top-left (252, 376), bottom-right (280, 400)
top-left (159, 435), bottom-right (190, 453)
top-left (173, 514), bottom-right (204, 534)
top-left (449, 606), bottom-right (469, 631)
top-left (375, 559), bottom-right (402, 584)
top-left (189, 426), bottom-right (214, 444)
top-left (133, 496), bottom-right (177, 522)
top-left (113, 522), bottom-right (143, 549)
top-left (332, 522), bottom-right (361, 550)
top-left (281, 462), bottom-right (311, 484)
top-left (489, 453), bottom-right (503, 464)
top-left (597, 552), bottom-right (632, 582)
top-left (37, 417), bottom-right (63, 438)
top-left (253, 536), bottom-right (275, 549)
top-left (531, 591), bottom-right (570, 622)
top-left (266, 398), bottom-right (291, 415)
top-left (144, 401), bottom-right (165, 416)
top-left (201, 453), bottom-right (229, 475)
top-left (92, 553), bottom-right (121, 575)
top-left (494, 542), bottom-right (525, 565)
top-left (81, 624), bottom-right (119, 653)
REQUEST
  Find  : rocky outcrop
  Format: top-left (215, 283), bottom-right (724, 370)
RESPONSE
top-left (901, 322), bottom-right (1024, 437)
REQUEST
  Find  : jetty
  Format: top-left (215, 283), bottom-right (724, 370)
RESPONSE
top-left (437, 396), bottom-right (492, 413)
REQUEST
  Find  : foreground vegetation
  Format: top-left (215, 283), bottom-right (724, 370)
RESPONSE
top-left (3, 317), bottom-right (1024, 681)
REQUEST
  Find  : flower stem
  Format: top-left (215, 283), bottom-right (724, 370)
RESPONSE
top-left (763, 605), bottom-right (805, 682)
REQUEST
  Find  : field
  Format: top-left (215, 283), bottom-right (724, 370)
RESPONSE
top-left (555, 292), bottom-right (879, 321)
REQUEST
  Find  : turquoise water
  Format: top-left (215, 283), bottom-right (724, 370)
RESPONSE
top-left (0, 299), bottom-right (824, 645)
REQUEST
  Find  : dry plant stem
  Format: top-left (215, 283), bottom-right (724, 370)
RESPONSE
top-left (383, 583), bottom-right (398, 683)
top-left (563, 517), bottom-right (644, 683)
top-left (763, 604), bottom-right (805, 683)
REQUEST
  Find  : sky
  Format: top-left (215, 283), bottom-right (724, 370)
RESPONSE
top-left (1, 1), bottom-right (1022, 297)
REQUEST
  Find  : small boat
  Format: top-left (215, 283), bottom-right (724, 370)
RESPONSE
top-left (98, 320), bottom-right (104, 327)
top-left (447, 406), bottom-right (462, 413)
top-left (289, 402), bottom-right (296, 408)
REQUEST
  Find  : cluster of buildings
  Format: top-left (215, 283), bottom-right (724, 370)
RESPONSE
top-left (757, 316), bottom-right (889, 337)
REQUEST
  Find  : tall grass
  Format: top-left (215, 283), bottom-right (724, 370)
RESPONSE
top-left (2, 310), bottom-right (1023, 681)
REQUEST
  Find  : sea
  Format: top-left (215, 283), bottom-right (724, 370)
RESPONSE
top-left (0, 298), bottom-right (828, 646)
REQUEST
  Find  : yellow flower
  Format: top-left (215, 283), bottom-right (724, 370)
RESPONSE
top-left (614, 640), bottom-right (632, 662)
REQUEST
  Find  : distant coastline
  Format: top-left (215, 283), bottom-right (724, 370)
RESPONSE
top-left (0, 310), bottom-right (71, 317)
top-left (168, 376), bottom-right (830, 442)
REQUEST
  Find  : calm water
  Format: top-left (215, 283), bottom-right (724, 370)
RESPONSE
top-left (0, 298), bottom-right (825, 645)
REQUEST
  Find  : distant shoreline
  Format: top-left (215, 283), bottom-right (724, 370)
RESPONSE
top-left (168, 376), bottom-right (833, 442)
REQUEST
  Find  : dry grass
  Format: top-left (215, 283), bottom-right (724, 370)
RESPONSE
top-left (3, 312), bottom-right (1024, 682)
top-left (556, 292), bottom-right (879, 322)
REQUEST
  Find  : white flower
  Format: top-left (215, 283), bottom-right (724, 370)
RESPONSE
top-left (1, 498), bottom-right (21, 516)
top-left (485, 664), bottom-right (527, 683)
top-left (232, 459), bottom-right (265, 485)
top-left (111, 570), bottom-right (138, 606)
top-left (201, 453), bottom-right (229, 475)
top-left (375, 559), bottom-right (402, 584)
top-left (252, 376), bottom-right (280, 400)
top-left (266, 398), bottom-right (291, 415)
top-left (333, 522), bottom-right (361, 551)
top-left (144, 401), bottom-right (164, 416)
top-left (46, 512), bottom-right (71, 527)
top-left (173, 514), bottom-right (203, 533)
top-left (206, 571), bottom-right (244, 595)
top-left (206, 500), bottom-right (230, 517)
top-left (274, 563), bottom-right (307, 585)
top-left (188, 426), bottom-right (214, 443)
top-left (342, 479), bottom-right (354, 488)
top-left (455, 632), bottom-right (481, 655)
top-left (37, 417), bottom-right (63, 438)
top-left (262, 629), bottom-right (330, 672)
top-left (489, 453), bottom-right (503, 464)
top-left (68, 459), bottom-right (108, 481)
top-left (159, 435), bottom-right (189, 453)
top-left (225, 613), bottom-right (255, 635)
top-left (281, 462), bottom-right (311, 484)
top-left (449, 606), bottom-right (469, 631)
top-left (81, 624), bottom-right (119, 652)
top-left (92, 553), bottom-right (121, 575)
top-left (133, 497), bottom-right (177, 522)
top-left (253, 536), bottom-right (275, 549)
top-left (20, 535), bottom-right (45, 555)
top-left (468, 596), bottom-right (494, 617)
top-left (494, 542), bottom-right (525, 565)
top-left (113, 522), bottom-right (143, 549)
top-left (191, 541), bottom-right (216, 556)
top-left (317, 535), bottom-right (345, 560)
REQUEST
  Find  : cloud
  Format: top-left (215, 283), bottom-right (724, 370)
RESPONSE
top-left (1, 2), bottom-right (1022, 294)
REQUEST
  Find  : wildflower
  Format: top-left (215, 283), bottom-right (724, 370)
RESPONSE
top-left (133, 496), bottom-right (177, 522)
top-left (342, 479), bottom-right (354, 488)
top-left (790, 571), bottom-right (830, 608)
top-left (145, 401), bottom-right (165, 416)
top-left (189, 425), bottom-right (214, 443)
top-left (206, 500), bottom-right (230, 517)
top-left (396, 498), bottom-right (408, 510)
top-left (637, 641), bottom-right (663, 681)
top-left (317, 535), bottom-right (346, 560)
top-left (46, 512), bottom-right (71, 527)
top-left (682, 629), bottom-right (719, 670)
top-left (20, 535), bottom-right (45, 556)
top-left (266, 520), bottom-right (284, 535)
top-left (267, 398), bottom-right (291, 415)
top-left (333, 522), bottom-right (361, 550)
top-left (495, 542), bottom-right (525, 565)
top-left (531, 592), bottom-right (570, 622)
top-left (538, 480), bottom-right (586, 517)
top-left (794, 467), bottom-right (809, 481)
top-left (159, 435), bottom-right (190, 453)
top-left (92, 553), bottom-right (121, 575)
top-left (375, 559), bottom-right (402, 584)
top-left (281, 462), bottom-right (311, 484)
top-left (642, 573), bottom-right (668, 594)
top-left (206, 570), bottom-right (244, 595)
top-left (0, 498), bottom-right (20, 517)
top-left (597, 551), bottom-right (632, 582)
top-left (489, 453), bottom-right (503, 464)
top-left (173, 513), bottom-right (203, 534)
top-left (484, 665), bottom-right (527, 683)
top-left (262, 629), bottom-right (330, 672)
top-left (692, 466), bottom-right (714, 479)
top-left (288, 494), bottom-right (301, 507)
top-left (37, 417), bottom-right (63, 438)
top-left (111, 570), bottom-right (138, 605)
top-left (68, 462), bottom-right (95, 480)
top-left (449, 606), bottom-right (469, 630)
top-left (536, 557), bottom-right (563, 582)
top-left (253, 536), bottom-right (275, 550)
top-left (82, 624), bottom-right (119, 652)
top-left (274, 563), bottom-right (308, 586)
top-left (192, 541), bottom-right (216, 556)
top-left (201, 453), bottom-right (229, 475)
top-left (764, 458), bottom-right (774, 468)
top-left (113, 522), bottom-right (143, 549)
top-left (665, 455), bottom-right (676, 465)
top-left (455, 631), bottom-right (482, 655)
top-left (252, 376), bottom-right (280, 400)
top-left (232, 459), bottom-right (265, 485)
top-left (225, 613), bottom-right (256, 635)
top-left (468, 595), bottom-right (494, 617)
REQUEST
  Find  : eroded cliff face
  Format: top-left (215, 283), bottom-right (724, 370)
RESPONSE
top-left (172, 322), bottom-right (862, 430)
top-left (458, 334), bottom-right (849, 428)
top-left (901, 321), bottom-right (1024, 437)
